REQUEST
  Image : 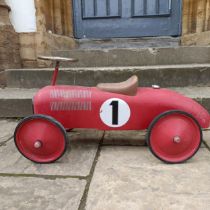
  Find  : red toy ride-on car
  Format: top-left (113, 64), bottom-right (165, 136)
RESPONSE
top-left (14, 56), bottom-right (210, 164)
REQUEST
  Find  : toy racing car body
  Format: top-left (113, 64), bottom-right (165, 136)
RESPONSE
top-left (33, 84), bottom-right (209, 130)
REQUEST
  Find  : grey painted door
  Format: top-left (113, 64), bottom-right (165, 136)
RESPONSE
top-left (73, 0), bottom-right (182, 38)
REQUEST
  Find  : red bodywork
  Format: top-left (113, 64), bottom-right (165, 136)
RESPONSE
top-left (33, 85), bottom-right (210, 130)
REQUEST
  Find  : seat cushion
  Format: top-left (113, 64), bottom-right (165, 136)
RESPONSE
top-left (97, 75), bottom-right (138, 96)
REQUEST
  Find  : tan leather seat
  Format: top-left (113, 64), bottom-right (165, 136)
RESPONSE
top-left (97, 75), bottom-right (138, 96)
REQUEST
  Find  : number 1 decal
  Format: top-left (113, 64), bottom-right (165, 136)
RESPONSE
top-left (100, 98), bottom-right (131, 127)
top-left (110, 101), bottom-right (119, 125)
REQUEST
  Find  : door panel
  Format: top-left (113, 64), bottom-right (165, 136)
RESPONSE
top-left (73, 0), bottom-right (182, 38)
top-left (82, 0), bottom-right (121, 19)
top-left (132, 0), bottom-right (171, 17)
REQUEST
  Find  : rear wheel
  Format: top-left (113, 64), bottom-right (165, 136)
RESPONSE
top-left (14, 115), bottom-right (67, 163)
top-left (147, 110), bottom-right (202, 164)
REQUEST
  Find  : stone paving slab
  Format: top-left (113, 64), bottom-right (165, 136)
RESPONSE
top-left (203, 129), bottom-right (210, 148)
top-left (0, 120), bottom-right (17, 143)
top-left (86, 147), bottom-right (210, 210)
top-left (0, 176), bottom-right (86, 210)
top-left (104, 130), bottom-right (207, 148)
top-left (0, 129), bottom-right (103, 177)
top-left (103, 130), bottom-right (145, 146)
top-left (69, 129), bottom-right (103, 143)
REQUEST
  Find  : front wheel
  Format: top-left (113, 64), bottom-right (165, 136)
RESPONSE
top-left (146, 110), bottom-right (202, 164)
top-left (14, 114), bottom-right (67, 163)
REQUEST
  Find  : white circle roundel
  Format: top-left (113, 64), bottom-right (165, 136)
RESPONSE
top-left (100, 98), bottom-right (131, 127)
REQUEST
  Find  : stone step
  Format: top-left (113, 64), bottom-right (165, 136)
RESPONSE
top-left (0, 88), bottom-right (37, 117)
top-left (0, 86), bottom-right (210, 118)
top-left (76, 37), bottom-right (180, 49)
top-left (52, 46), bottom-right (210, 67)
top-left (6, 64), bottom-right (210, 88)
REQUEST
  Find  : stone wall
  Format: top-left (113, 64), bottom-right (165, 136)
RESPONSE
top-left (182, 0), bottom-right (210, 45)
top-left (20, 0), bottom-right (76, 68)
top-left (0, 0), bottom-right (21, 86)
top-left (0, 0), bottom-right (21, 71)
top-left (20, 32), bottom-right (77, 68)
top-left (43, 0), bottom-right (73, 36)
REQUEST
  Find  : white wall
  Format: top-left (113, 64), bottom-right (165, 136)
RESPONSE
top-left (6, 0), bottom-right (37, 32)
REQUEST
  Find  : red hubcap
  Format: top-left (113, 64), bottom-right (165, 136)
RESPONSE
top-left (149, 113), bottom-right (201, 163)
top-left (15, 117), bottom-right (66, 163)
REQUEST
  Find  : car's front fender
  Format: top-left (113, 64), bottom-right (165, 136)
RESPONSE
top-left (138, 88), bottom-right (210, 129)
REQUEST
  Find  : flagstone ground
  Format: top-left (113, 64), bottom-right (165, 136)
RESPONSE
top-left (0, 120), bottom-right (210, 210)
